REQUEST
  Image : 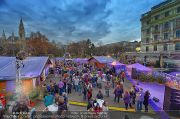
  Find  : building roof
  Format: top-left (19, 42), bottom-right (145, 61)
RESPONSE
top-left (89, 56), bottom-right (115, 64)
top-left (0, 56), bottom-right (49, 80)
top-left (55, 57), bottom-right (65, 61)
top-left (141, 0), bottom-right (177, 19)
top-left (127, 63), bottom-right (152, 72)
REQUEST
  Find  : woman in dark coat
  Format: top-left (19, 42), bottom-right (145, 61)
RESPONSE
top-left (143, 90), bottom-right (150, 112)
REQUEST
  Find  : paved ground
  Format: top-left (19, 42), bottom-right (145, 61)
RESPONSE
top-left (33, 74), bottom-right (164, 119)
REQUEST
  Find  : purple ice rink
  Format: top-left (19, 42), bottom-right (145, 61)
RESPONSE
top-left (135, 81), bottom-right (165, 110)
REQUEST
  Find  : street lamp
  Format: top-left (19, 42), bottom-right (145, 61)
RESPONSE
top-left (15, 51), bottom-right (27, 100)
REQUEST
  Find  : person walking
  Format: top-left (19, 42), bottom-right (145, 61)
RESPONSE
top-left (87, 88), bottom-right (92, 101)
top-left (44, 93), bottom-right (54, 107)
top-left (114, 85), bottom-right (123, 103)
top-left (78, 79), bottom-right (83, 96)
top-left (129, 85), bottom-right (136, 105)
top-left (121, 71), bottom-right (125, 82)
top-left (123, 91), bottom-right (131, 110)
top-left (143, 90), bottom-right (150, 112)
top-left (74, 76), bottom-right (79, 92)
top-left (104, 82), bottom-right (110, 97)
top-left (136, 88), bottom-right (144, 111)
top-left (67, 79), bottom-right (72, 94)
top-left (58, 79), bottom-right (64, 96)
top-left (83, 84), bottom-right (88, 100)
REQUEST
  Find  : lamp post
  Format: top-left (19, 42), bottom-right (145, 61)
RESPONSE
top-left (15, 51), bottom-right (27, 100)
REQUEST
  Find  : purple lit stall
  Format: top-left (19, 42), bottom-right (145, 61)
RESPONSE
top-left (108, 61), bottom-right (126, 74)
top-left (73, 58), bottom-right (88, 64)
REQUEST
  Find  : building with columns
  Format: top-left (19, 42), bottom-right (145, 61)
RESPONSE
top-left (139, 0), bottom-right (180, 68)
top-left (141, 0), bottom-right (180, 54)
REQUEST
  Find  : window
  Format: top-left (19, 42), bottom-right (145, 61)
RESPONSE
top-left (177, 7), bottom-right (180, 13)
top-left (155, 25), bottom-right (159, 31)
top-left (154, 35), bottom-right (158, 40)
top-left (154, 45), bottom-right (157, 51)
top-left (146, 46), bottom-right (149, 51)
top-left (164, 33), bottom-right (169, 40)
top-left (146, 29), bottom-right (150, 34)
top-left (164, 44), bottom-right (168, 51)
top-left (165, 11), bottom-right (170, 17)
top-left (176, 18), bottom-right (180, 26)
top-left (164, 22), bottom-right (169, 29)
top-left (146, 38), bottom-right (149, 43)
top-left (176, 30), bottom-right (180, 38)
top-left (175, 42), bottom-right (180, 50)
top-left (146, 20), bottom-right (150, 25)
top-left (155, 15), bottom-right (159, 20)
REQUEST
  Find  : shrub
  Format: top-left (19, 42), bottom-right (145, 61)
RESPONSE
top-left (139, 73), bottom-right (146, 82)
top-left (156, 76), bottom-right (166, 84)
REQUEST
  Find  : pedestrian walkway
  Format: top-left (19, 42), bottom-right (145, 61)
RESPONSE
top-left (69, 101), bottom-right (135, 112)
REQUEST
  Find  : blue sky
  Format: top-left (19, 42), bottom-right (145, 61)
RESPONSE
top-left (0, 0), bottom-right (164, 44)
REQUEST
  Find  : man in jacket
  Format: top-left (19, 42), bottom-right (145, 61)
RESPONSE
top-left (136, 88), bottom-right (144, 111)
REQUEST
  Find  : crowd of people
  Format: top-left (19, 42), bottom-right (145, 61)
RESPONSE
top-left (0, 60), bottom-right (152, 119)
top-left (42, 60), bottom-right (151, 114)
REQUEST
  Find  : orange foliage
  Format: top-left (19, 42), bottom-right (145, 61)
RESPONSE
top-left (26, 38), bottom-right (53, 56)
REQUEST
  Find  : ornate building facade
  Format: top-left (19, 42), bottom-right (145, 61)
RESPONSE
top-left (127, 0), bottom-right (180, 68)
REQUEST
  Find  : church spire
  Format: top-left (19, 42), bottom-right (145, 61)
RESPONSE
top-left (18, 18), bottom-right (26, 50)
top-left (19, 18), bottom-right (25, 41)
top-left (2, 30), bottom-right (6, 41)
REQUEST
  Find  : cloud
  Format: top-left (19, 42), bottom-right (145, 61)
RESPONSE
top-left (0, 0), bottom-right (164, 44)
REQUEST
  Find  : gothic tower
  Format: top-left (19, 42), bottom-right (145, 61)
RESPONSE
top-left (2, 30), bottom-right (6, 41)
top-left (18, 18), bottom-right (26, 50)
top-left (0, 30), bottom-right (6, 47)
